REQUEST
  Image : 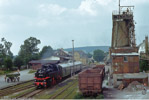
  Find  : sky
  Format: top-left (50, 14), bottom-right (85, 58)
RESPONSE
top-left (0, 0), bottom-right (149, 55)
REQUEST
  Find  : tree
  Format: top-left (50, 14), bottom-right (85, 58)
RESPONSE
top-left (139, 60), bottom-right (149, 72)
top-left (0, 38), bottom-right (13, 67)
top-left (4, 57), bottom-right (13, 70)
top-left (1, 38), bottom-right (13, 58)
top-left (14, 56), bottom-right (24, 70)
top-left (40, 46), bottom-right (53, 59)
top-left (87, 53), bottom-right (92, 58)
top-left (18, 37), bottom-right (41, 65)
top-left (93, 49), bottom-right (105, 62)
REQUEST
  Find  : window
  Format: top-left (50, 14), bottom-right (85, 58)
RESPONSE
top-left (124, 56), bottom-right (128, 62)
top-left (117, 79), bottom-right (122, 81)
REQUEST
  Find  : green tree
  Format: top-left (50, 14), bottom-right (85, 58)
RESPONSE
top-left (4, 57), bottom-right (13, 70)
top-left (139, 60), bottom-right (149, 72)
top-left (1, 38), bottom-right (13, 58)
top-left (0, 38), bottom-right (13, 67)
top-left (93, 49), bottom-right (105, 62)
top-left (13, 56), bottom-right (24, 70)
top-left (40, 46), bottom-right (53, 59)
top-left (87, 53), bottom-right (92, 58)
top-left (18, 37), bottom-right (41, 65)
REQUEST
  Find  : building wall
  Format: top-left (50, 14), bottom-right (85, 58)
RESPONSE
top-left (123, 78), bottom-right (148, 86)
top-left (112, 56), bottom-right (139, 74)
top-left (110, 47), bottom-right (138, 53)
top-left (74, 52), bottom-right (88, 65)
top-left (112, 21), bottom-right (129, 47)
top-left (31, 64), bottom-right (42, 70)
top-left (74, 52), bottom-right (80, 60)
top-left (113, 74), bottom-right (148, 87)
top-left (80, 58), bottom-right (87, 65)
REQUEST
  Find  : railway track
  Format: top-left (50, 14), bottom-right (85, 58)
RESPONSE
top-left (50, 80), bottom-right (78, 99)
top-left (15, 78), bottom-right (67, 99)
top-left (0, 79), bottom-right (34, 90)
top-left (16, 88), bottom-right (44, 99)
top-left (0, 66), bottom-right (89, 99)
top-left (0, 80), bottom-right (34, 98)
top-left (63, 85), bottom-right (77, 99)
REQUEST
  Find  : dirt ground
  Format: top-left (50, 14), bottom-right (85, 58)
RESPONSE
top-left (103, 65), bottom-right (149, 99)
top-left (103, 85), bottom-right (149, 99)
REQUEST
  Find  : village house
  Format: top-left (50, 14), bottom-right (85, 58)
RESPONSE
top-left (73, 51), bottom-right (88, 65)
top-left (29, 48), bottom-right (72, 70)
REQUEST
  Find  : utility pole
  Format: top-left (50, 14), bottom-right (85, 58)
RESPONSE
top-left (119, 0), bottom-right (120, 14)
top-left (72, 40), bottom-right (74, 76)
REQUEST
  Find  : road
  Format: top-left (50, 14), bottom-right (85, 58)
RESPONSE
top-left (0, 69), bottom-right (34, 89)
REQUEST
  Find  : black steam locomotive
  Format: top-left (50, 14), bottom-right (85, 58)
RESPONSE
top-left (34, 61), bottom-right (82, 88)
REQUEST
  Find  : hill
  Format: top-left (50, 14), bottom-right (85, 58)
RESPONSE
top-left (64, 46), bottom-right (110, 54)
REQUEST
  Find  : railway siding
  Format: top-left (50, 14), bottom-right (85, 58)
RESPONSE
top-left (0, 80), bottom-right (34, 98)
top-left (51, 80), bottom-right (78, 99)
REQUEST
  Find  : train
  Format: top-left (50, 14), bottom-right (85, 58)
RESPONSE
top-left (34, 61), bottom-right (82, 88)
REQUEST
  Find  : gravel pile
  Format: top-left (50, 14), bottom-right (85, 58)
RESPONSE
top-left (123, 81), bottom-right (144, 92)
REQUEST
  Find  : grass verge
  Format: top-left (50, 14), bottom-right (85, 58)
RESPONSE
top-left (10, 87), bottom-right (36, 99)
top-left (74, 92), bottom-right (104, 99)
top-left (28, 70), bottom-right (36, 74)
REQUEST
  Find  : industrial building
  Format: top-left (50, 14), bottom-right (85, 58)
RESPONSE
top-left (110, 2), bottom-right (148, 87)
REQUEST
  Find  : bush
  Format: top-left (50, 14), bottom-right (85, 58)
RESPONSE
top-left (74, 92), bottom-right (104, 99)
top-left (106, 82), bottom-right (108, 85)
top-left (96, 94), bottom-right (104, 99)
top-left (74, 93), bottom-right (84, 99)
top-left (0, 70), bottom-right (5, 75)
top-left (0, 70), bottom-right (12, 75)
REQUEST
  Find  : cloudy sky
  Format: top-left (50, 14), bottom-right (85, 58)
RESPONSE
top-left (0, 0), bottom-right (149, 55)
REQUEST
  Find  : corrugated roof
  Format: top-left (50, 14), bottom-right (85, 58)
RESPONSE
top-left (29, 60), bottom-right (60, 65)
top-left (59, 61), bottom-right (82, 68)
top-left (43, 56), bottom-right (60, 60)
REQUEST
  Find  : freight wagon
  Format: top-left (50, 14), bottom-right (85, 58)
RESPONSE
top-left (34, 61), bottom-right (82, 88)
top-left (78, 65), bottom-right (105, 96)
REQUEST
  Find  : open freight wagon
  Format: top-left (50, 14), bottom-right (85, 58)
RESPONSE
top-left (78, 65), bottom-right (105, 96)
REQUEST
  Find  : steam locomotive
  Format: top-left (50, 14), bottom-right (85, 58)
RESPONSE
top-left (34, 61), bottom-right (82, 88)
